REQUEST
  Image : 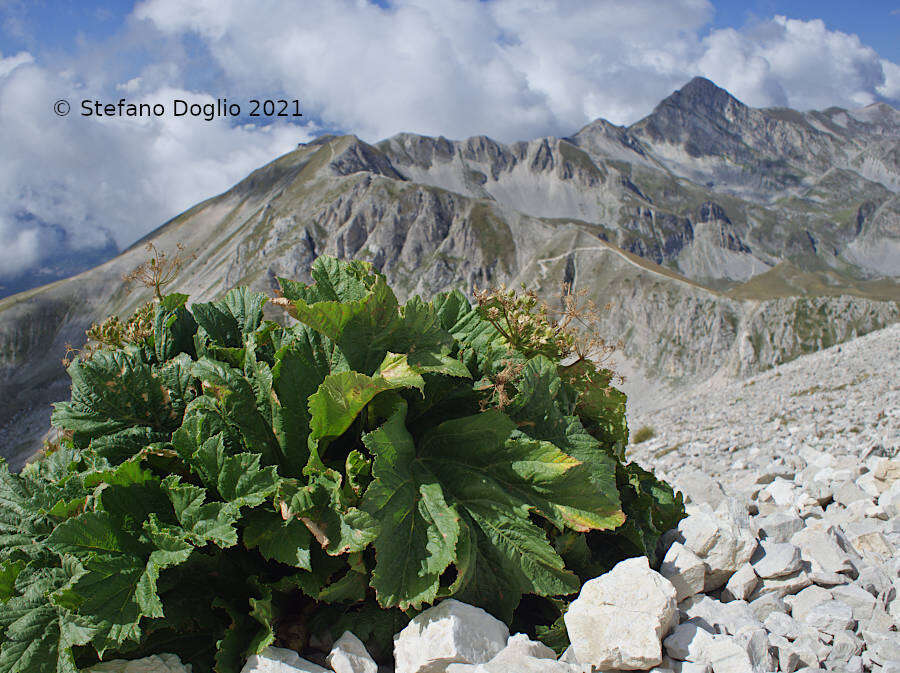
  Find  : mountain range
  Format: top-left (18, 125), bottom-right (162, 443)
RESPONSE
top-left (1, 76), bottom-right (898, 468)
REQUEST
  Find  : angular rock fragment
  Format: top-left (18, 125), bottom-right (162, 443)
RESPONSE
top-left (750, 540), bottom-right (802, 579)
top-left (676, 503), bottom-right (756, 590)
top-left (754, 512), bottom-right (804, 544)
top-left (327, 632), bottom-right (378, 673)
top-left (663, 620), bottom-right (715, 663)
top-left (565, 556), bottom-right (677, 670)
top-left (241, 647), bottom-right (329, 673)
top-left (802, 600), bottom-right (855, 635)
top-left (720, 563), bottom-right (757, 602)
top-left (790, 526), bottom-right (855, 576)
top-left (660, 542), bottom-right (707, 601)
top-left (393, 599), bottom-right (509, 673)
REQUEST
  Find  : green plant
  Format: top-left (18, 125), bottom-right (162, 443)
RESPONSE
top-left (0, 257), bottom-right (683, 672)
top-left (632, 426), bottom-right (656, 444)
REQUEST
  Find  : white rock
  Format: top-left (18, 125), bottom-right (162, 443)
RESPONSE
top-left (830, 584), bottom-right (877, 622)
top-left (327, 632), bottom-right (378, 673)
top-left (747, 567), bottom-right (811, 600)
top-left (792, 630), bottom-right (828, 668)
top-left (85, 654), bottom-right (191, 673)
top-left (393, 599), bottom-right (509, 673)
top-left (652, 657), bottom-right (711, 673)
top-left (720, 563), bottom-right (757, 602)
top-left (790, 526), bottom-right (855, 576)
top-left (679, 595), bottom-right (761, 636)
top-left (494, 633), bottom-right (556, 661)
top-left (872, 458), bottom-right (900, 484)
top-left (663, 620), bottom-right (715, 663)
top-left (832, 480), bottom-right (871, 506)
top-left (803, 600), bottom-right (855, 636)
top-left (677, 504), bottom-right (756, 591)
top-left (660, 542), bottom-right (707, 601)
top-left (564, 556), bottom-right (677, 670)
top-left (747, 592), bottom-right (787, 622)
top-left (241, 647), bottom-right (329, 673)
top-left (784, 586), bottom-right (833, 624)
top-left (764, 478), bottom-right (798, 508)
top-left (704, 631), bottom-right (769, 673)
top-left (861, 626), bottom-right (900, 666)
top-left (454, 633), bottom-right (581, 673)
top-left (823, 630), bottom-right (863, 670)
top-left (878, 480), bottom-right (900, 518)
top-left (844, 656), bottom-right (865, 673)
top-left (767, 633), bottom-right (802, 673)
top-left (754, 513), bottom-right (804, 544)
top-left (763, 611), bottom-right (802, 640)
top-left (750, 540), bottom-right (802, 579)
top-left (852, 530), bottom-right (894, 557)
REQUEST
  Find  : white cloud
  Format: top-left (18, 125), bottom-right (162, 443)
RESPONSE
top-left (0, 52), bottom-right (307, 278)
top-left (697, 16), bottom-right (890, 111)
top-left (134, 0), bottom-right (899, 141)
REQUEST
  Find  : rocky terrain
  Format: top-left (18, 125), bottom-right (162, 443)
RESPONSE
top-left (2, 77), bottom-right (898, 466)
top-left (81, 321), bottom-right (899, 673)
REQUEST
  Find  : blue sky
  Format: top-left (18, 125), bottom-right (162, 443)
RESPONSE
top-left (710, 1), bottom-right (900, 63)
top-left (0, 0), bottom-right (898, 285)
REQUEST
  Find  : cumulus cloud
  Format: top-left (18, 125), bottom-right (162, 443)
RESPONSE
top-left (0, 51), bottom-right (307, 279)
top-left (134, 0), bottom-right (900, 142)
top-left (697, 16), bottom-right (892, 110)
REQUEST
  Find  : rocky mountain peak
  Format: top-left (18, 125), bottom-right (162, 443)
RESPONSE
top-left (626, 77), bottom-right (753, 157)
top-left (663, 76), bottom-right (745, 114)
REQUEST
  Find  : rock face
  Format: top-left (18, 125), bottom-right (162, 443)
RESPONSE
top-left (564, 556), bottom-right (678, 669)
top-left (1, 78), bottom-right (898, 467)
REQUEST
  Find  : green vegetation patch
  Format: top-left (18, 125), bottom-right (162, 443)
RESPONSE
top-left (0, 256), bottom-right (682, 671)
top-left (632, 426), bottom-right (656, 444)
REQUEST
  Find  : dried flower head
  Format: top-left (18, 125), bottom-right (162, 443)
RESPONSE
top-left (123, 242), bottom-right (195, 300)
top-left (62, 302), bottom-right (154, 366)
top-left (472, 280), bottom-right (623, 387)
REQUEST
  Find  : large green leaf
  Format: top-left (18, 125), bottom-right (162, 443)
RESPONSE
top-left (418, 412), bottom-right (581, 605)
top-left (284, 260), bottom-right (458, 377)
top-left (612, 462), bottom-right (685, 565)
top-left (215, 453), bottom-right (279, 510)
top-left (154, 293), bottom-right (197, 362)
top-left (278, 257), bottom-right (375, 304)
top-left (289, 276), bottom-right (400, 374)
top-left (506, 357), bottom-right (622, 519)
top-left (0, 565), bottom-right (94, 673)
top-left (191, 358), bottom-right (283, 467)
top-left (270, 327), bottom-right (339, 471)
top-left (0, 560), bottom-right (24, 603)
top-left (160, 477), bottom-right (240, 548)
top-left (241, 509), bottom-right (312, 570)
top-left (361, 404), bottom-right (458, 610)
top-left (47, 512), bottom-right (190, 654)
top-left (276, 474), bottom-right (378, 556)
top-left (306, 364), bottom-right (420, 469)
top-left (358, 406), bottom-right (608, 616)
top-left (51, 350), bottom-right (181, 445)
top-left (0, 464), bottom-right (84, 557)
top-left (192, 287), bottom-right (267, 349)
